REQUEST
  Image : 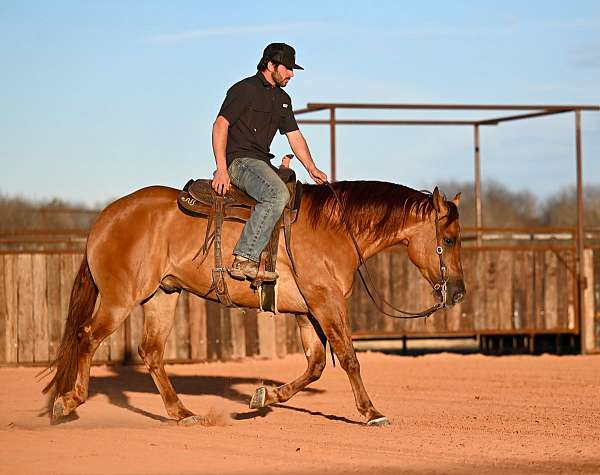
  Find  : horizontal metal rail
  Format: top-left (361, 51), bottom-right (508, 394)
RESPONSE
top-left (302, 103), bottom-right (600, 111)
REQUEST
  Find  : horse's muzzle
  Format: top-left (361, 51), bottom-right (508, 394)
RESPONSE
top-left (448, 280), bottom-right (466, 305)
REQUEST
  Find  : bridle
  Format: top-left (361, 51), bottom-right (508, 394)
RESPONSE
top-left (326, 182), bottom-right (449, 319)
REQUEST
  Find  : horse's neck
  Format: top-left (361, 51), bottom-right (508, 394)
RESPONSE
top-left (357, 215), bottom-right (428, 260)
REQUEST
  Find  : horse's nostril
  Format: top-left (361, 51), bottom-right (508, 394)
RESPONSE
top-left (453, 292), bottom-right (464, 303)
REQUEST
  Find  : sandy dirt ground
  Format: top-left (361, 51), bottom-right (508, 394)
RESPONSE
top-left (1, 352), bottom-right (599, 475)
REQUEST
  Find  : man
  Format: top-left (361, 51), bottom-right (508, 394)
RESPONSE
top-left (211, 43), bottom-right (327, 282)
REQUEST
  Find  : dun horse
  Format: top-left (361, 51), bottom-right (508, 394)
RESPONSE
top-left (43, 180), bottom-right (465, 426)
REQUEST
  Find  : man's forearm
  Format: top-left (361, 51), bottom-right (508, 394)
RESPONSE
top-left (212, 118), bottom-right (229, 171)
top-left (287, 131), bottom-right (317, 172)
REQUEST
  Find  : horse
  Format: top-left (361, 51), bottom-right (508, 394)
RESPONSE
top-left (43, 180), bottom-right (465, 426)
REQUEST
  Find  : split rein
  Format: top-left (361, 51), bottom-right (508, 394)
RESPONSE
top-left (325, 182), bottom-right (448, 320)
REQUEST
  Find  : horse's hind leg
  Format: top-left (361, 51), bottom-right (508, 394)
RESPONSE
top-left (138, 288), bottom-right (198, 424)
top-left (53, 298), bottom-right (132, 419)
top-left (250, 314), bottom-right (327, 408)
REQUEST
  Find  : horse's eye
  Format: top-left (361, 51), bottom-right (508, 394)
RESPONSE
top-left (443, 237), bottom-right (454, 246)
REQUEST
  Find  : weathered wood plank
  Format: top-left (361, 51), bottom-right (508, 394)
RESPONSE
top-left (257, 311), bottom-right (276, 358)
top-left (17, 254), bottom-right (35, 363)
top-left (470, 252), bottom-right (485, 331)
top-left (46, 254), bottom-right (62, 361)
top-left (484, 251), bottom-right (500, 331)
top-left (566, 249), bottom-right (577, 330)
top-left (511, 251), bottom-right (526, 329)
top-left (555, 250), bottom-right (570, 330)
top-left (229, 308), bottom-right (246, 359)
top-left (524, 251), bottom-right (536, 330)
top-left (0, 256), bottom-right (7, 363)
top-left (33, 254), bottom-right (49, 362)
top-left (533, 251), bottom-right (545, 330)
top-left (543, 250), bottom-right (559, 329)
top-left (594, 249), bottom-right (600, 347)
top-left (188, 295), bottom-right (207, 361)
top-left (4, 255), bottom-right (18, 363)
top-left (205, 300), bottom-right (222, 361)
top-left (275, 314), bottom-right (288, 358)
top-left (244, 308), bottom-right (259, 356)
top-left (496, 250), bottom-right (513, 330)
top-left (219, 306), bottom-right (233, 361)
top-left (582, 249), bottom-right (595, 352)
top-left (455, 250), bottom-right (475, 332)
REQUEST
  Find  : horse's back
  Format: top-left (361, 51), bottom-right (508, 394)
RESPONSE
top-left (87, 184), bottom-right (195, 263)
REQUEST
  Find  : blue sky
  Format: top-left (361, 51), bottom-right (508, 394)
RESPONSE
top-left (1, 1), bottom-right (599, 207)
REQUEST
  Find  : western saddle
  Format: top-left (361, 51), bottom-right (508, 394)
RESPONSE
top-left (177, 167), bottom-right (302, 312)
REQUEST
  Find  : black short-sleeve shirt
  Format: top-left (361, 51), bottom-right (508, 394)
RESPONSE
top-left (218, 72), bottom-right (299, 166)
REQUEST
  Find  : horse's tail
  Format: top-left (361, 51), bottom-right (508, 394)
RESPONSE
top-left (41, 252), bottom-right (98, 396)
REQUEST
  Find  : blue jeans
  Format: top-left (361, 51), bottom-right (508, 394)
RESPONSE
top-left (228, 158), bottom-right (290, 262)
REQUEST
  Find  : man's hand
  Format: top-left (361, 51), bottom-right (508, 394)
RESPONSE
top-left (281, 153), bottom-right (294, 168)
top-left (309, 166), bottom-right (328, 184)
top-left (286, 130), bottom-right (327, 184)
top-left (211, 168), bottom-right (231, 195)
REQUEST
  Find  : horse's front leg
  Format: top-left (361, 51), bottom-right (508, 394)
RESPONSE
top-left (250, 313), bottom-right (327, 408)
top-left (311, 295), bottom-right (389, 426)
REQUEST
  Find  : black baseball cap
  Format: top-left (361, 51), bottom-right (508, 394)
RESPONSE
top-left (262, 43), bottom-right (304, 70)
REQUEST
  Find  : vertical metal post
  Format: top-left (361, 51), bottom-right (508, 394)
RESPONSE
top-left (474, 125), bottom-right (482, 245)
top-left (575, 110), bottom-right (586, 353)
top-left (330, 107), bottom-right (337, 182)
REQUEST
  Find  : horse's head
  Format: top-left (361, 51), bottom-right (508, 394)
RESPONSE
top-left (406, 187), bottom-right (466, 307)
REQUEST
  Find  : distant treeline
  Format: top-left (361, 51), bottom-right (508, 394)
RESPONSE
top-left (0, 195), bottom-right (97, 231)
top-left (436, 180), bottom-right (600, 228)
top-left (1, 181), bottom-right (599, 231)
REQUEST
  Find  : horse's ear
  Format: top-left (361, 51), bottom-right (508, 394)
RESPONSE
top-left (432, 187), bottom-right (449, 217)
top-left (452, 192), bottom-right (461, 207)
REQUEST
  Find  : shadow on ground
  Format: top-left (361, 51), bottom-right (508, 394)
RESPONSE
top-left (86, 365), bottom-right (326, 424)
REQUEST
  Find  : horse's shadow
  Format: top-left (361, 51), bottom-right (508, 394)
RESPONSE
top-left (86, 365), bottom-right (343, 424)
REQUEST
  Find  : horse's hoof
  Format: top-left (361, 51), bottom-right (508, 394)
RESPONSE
top-left (366, 416), bottom-right (390, 427)
top-left (249, 387), bottom-right (267, 409)
top-left (178, 415), bottom-right (203, 426)
top-left (52, 398), bottom-right (66, 421)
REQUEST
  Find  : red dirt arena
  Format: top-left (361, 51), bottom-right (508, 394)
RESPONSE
top-left (1, 352), bottom-right (599, 474)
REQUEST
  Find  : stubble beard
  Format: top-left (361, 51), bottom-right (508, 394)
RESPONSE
top-left (271, 70), bottom-right (289, 87)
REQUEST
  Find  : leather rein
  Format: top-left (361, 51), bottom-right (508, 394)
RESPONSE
top-left (325, 182), bottom-right (448, 319)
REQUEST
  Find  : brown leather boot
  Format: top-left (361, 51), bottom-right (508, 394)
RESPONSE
top-left (228, 257), bottom-right (278, 282)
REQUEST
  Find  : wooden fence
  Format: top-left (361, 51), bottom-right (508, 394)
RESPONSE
top-left (0, 252), bottom-right (301, 365)
top-left (1, 246), bottom-right (599, 364)
top-left (348, 246), bottom-right (585, 335)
